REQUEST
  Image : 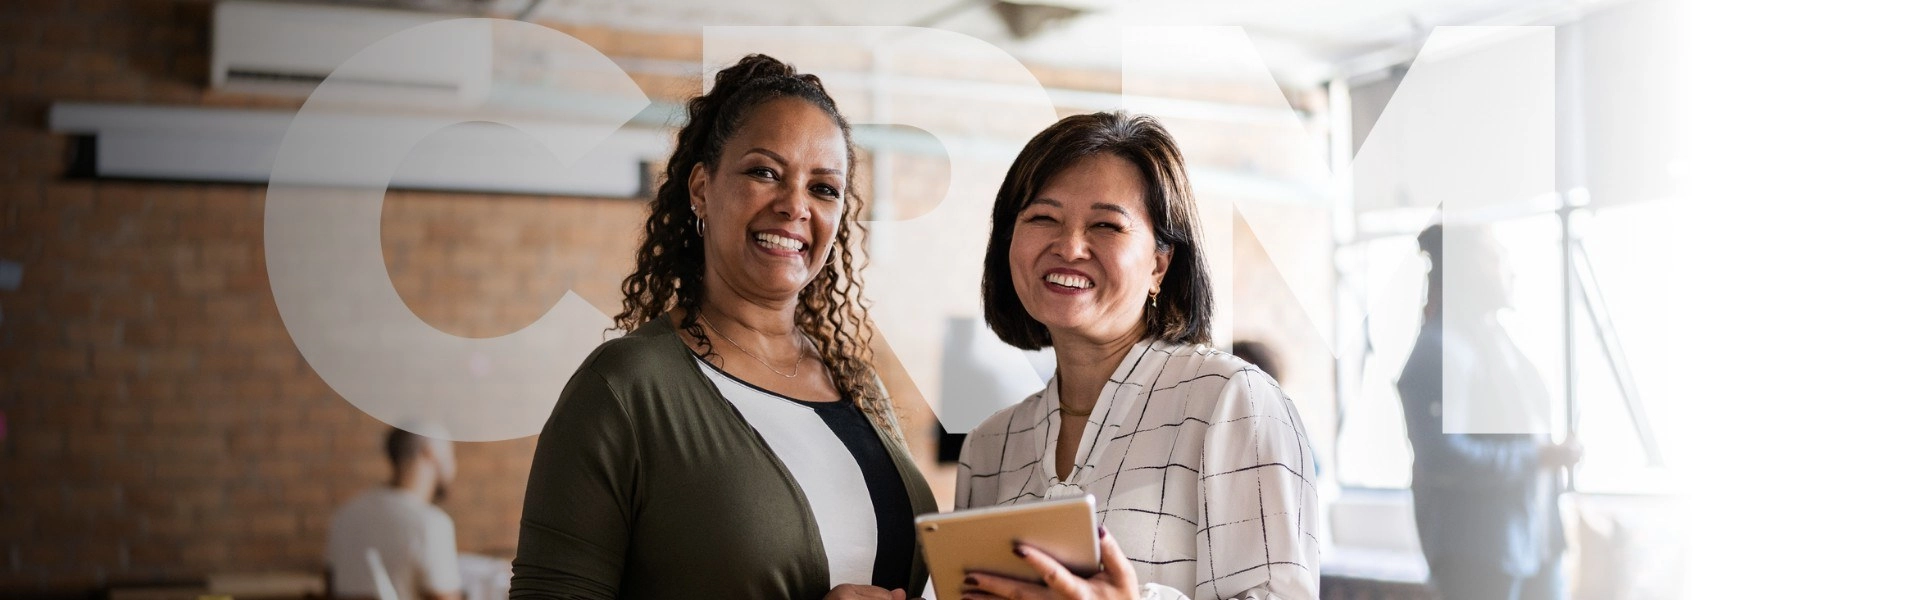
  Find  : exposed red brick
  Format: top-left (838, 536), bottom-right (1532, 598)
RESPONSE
top-left (0, 2), bottom-right (1338, 596)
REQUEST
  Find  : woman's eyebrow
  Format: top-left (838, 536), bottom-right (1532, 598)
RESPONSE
top-left (745, 147), bottom-right (842, 176)
top-left (744, 147), bottom-right (787, 165)
top-left (1023, 198), bottom-right (1130, 220)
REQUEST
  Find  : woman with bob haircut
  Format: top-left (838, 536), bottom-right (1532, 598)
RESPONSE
top-left (509, 54), bottom-right (936, 600)
top-left (955, 111), bottom-right (1319, 600)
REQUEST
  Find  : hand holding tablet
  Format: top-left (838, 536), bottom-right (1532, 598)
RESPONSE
top-left (916, 495), bottom-right (1143, 600)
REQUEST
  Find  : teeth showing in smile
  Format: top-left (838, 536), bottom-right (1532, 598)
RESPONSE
top-left (1045, 273), bottom-right (1092, 289)
top-left (755, 233), bottom-right (804, 252)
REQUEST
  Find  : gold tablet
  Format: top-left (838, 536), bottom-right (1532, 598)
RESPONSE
top-left (915, 494), bottom-right (1100, 599)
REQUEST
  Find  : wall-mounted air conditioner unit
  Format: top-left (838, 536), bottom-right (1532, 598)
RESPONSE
top-left (211, 0), bottom-right (490, 104)
top-left (50, 102), bottom-right (671, 198)
top-left (50, 2), bottom-right (665, 198)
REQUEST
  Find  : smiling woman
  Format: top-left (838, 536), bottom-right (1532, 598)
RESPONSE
top-left (509, 55), bottom-right (937, 600)
top-left (982, 113), bottom-right (1212, 353)
top-left (960, 112), bottom-right (1320, 600)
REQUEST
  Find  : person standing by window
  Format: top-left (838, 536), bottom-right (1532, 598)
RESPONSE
top-left (1397, 224), bottom-right (1582, 600)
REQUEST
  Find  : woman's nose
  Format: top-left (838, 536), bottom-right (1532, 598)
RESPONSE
top-left (771, 183), bottom-right (810, 221)
top-left (1051, 229), bottom-right (1091, 261)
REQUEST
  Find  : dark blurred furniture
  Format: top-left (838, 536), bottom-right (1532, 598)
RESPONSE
top-left (107, 572), bottom-right (323, 600)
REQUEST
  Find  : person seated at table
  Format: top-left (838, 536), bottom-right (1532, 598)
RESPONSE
top-left (326, 426), bottom-right (462, 600)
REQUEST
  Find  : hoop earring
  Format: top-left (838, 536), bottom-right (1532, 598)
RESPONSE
top-left (695, 214), bottom-right (706, 237)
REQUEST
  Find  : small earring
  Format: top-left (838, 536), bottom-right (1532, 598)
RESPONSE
top-left (695, 214), bottom-right (706, 237)
top-left (1148, 291), bottom-right (1159, 310)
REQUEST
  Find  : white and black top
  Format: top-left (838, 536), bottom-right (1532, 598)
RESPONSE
top-left (694, 353), bottom-right (915, 590)
top-left (956, 339), bottom-right (1320, 600)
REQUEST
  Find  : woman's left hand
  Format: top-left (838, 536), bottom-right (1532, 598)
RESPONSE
top-left (961, 527), bottom-right (1140, 600)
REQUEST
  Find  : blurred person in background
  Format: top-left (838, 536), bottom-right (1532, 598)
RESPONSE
top-left (509, 54), bottom-right (935, 600)
top-left (1397, 223), bottom-right (1582, 600)
top-left (326, 426), bottom-right (462, 600)
top-left (957, 111), bottom-right (1318, 600)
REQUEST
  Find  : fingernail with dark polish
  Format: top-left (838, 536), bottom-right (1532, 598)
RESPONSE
top-left (964, 575), bottom-right (978, 587)
top-left (1012, 543), bottom-right (1027, 557)
top-left (1099, 525), bottom-right (1109, 539)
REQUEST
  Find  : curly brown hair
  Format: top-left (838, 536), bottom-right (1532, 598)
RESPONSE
top-left (610, 54), bottom-right (892, 437)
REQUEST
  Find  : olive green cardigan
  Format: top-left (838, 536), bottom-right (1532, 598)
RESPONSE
top-left (509, 315), bottom-right (938, 599)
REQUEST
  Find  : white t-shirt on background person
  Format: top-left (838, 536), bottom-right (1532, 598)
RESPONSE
top-left (326, 488), bottom-right (462, 600)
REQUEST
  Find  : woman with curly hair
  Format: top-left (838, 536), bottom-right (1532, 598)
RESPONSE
top-left (509, 54), bottom-right (935, 600)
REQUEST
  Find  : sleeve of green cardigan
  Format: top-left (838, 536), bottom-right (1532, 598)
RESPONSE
top-left (510, 363), bottom-right (640, 600)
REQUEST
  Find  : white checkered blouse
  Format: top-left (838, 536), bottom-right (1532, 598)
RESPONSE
top-left (956, 339), bottom-right (1319, 600)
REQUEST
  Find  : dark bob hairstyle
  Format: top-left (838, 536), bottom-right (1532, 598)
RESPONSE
top-left (981, 111), bottom-right (1214, 350)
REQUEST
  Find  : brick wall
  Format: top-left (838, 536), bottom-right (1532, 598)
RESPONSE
top-left (0, 1), bottom-right (1335, 596)
top-left (0, 1), bottom-right (653, 594)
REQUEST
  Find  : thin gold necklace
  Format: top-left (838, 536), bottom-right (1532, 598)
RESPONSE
top-left (1059, 402), bottom-right (1094, 418)
top-left (700, 313), bottom-right (807, 378)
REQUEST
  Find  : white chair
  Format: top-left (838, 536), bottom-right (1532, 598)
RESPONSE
top-left (365, 547), bottom-right (402, 600)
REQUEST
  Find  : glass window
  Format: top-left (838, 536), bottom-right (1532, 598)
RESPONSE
top-left (1333, 206), bottom-right (1672, 493)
